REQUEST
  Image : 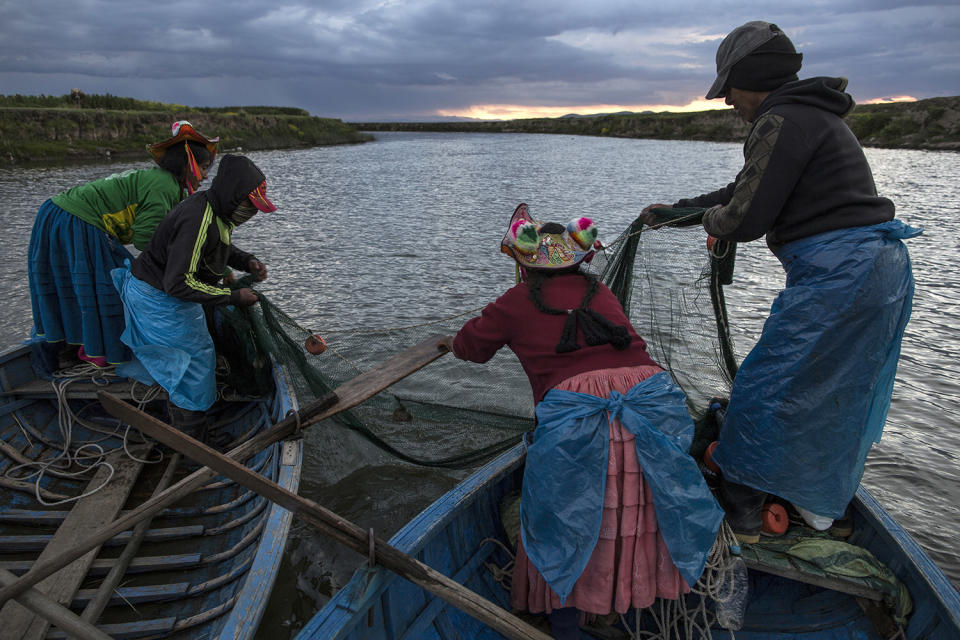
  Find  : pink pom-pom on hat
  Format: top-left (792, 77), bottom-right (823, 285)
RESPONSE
top-left (567, 217), bottom-right (598, 250)
top-left (510, 219), bottom-right (541, 255)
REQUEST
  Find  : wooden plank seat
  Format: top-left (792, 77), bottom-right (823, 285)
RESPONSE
top-left (742, 553), bottom-right (888, 602)
top-left (740, 537), bottom-right (897, 604)
top-left (2, 379), bottom-right (261, 402)
top-left (0, 524), bottom-right (206, 551)
top-left (0, 379), bottom-right (166, 401)
top-left (0, 552), bottom-right (204, 576)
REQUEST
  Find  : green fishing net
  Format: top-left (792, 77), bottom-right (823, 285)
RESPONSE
top-left (211, 208), bottom-right (738, 469)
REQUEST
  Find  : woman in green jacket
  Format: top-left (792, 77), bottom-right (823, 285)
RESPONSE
top-left (28, 121), bottom-right (218, 368)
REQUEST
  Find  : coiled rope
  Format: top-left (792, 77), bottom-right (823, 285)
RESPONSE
top-left (6, 362), bottom-right (163, 506)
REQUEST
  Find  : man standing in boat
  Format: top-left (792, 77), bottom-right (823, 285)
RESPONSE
top-left (642, 21), bottom-right (919, 542)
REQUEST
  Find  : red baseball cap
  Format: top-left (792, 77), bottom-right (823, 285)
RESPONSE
top-left (247, 181), bottom-right (277, 212)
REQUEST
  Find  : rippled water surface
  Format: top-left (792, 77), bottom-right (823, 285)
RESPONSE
top-left (1, 132), bottom-right (957, 636)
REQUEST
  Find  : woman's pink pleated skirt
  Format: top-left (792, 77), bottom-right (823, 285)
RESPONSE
top-left (511, 365), bottom-right (690, 615)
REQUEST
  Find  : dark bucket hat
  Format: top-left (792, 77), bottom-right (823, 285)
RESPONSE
top-left (706, 21), bottom-right (790, 99)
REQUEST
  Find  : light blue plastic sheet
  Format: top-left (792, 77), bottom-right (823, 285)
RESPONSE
top-left (713, 220), bottom-right (920, 517)
top-left (112, 264), bottom-right (217, 411)
top-left (521, 371), bottom-right (724, 601)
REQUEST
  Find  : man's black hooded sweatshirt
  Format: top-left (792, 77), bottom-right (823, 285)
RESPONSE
top-left (131, 154), bottom-right (262, 306)
top-left (675, 77), bottom-right (895, 250)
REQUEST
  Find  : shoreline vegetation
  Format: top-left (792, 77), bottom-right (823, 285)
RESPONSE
top-left (351, 95), bottom-right (960, 152)
top-left (2, 93), bottom-right (957, 167)
top-left (0, 93), bottom-right (373, 166)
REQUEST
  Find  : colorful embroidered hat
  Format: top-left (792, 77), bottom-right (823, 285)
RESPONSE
top-left (147, 120), bottom-right (219, 162)
top-left (247, 180), bottom-right (277, 213)
top-left (500, 203), bottom-right (598, 270)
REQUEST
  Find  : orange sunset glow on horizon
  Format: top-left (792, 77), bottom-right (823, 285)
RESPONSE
top-left (437, 98), bottom-right (728, 121)
top-left (860, 95), bottom-right (918, 104)
top-left (437, 95), bottom-right (920, 121)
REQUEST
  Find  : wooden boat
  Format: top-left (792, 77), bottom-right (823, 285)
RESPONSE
top-left (297, 441), bottom-right (960, 640)
top-left (0, 342), bottom-right (301, 639)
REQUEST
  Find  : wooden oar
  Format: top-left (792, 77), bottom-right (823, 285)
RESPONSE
top-left (0, 569), bottom-right (112, 640)
top-left (0, 335), bottom-right (449, 608)
top-left (80, 452), bottom-right (180, 624)
top-left (98, 391), bottom-right (552, 640)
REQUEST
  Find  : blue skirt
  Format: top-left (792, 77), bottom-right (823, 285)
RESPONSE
top-left (27, 200), bottom-right (133, 363)
top-left (712, 221), bottom-right (920, 517)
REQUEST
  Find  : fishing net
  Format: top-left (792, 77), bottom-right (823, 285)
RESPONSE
top-left (210, 207), bottom-right (739, 469)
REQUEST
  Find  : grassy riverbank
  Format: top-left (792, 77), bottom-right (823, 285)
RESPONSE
top-left (352, 95), bottom-right (960, 151)
top-left (0, 94), bottom-right (372, 166)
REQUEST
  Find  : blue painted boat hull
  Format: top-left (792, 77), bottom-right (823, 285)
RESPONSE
top-left (0, 343), bottom-right (301, 639)
top-left (297, 442), bottom-right (960, 640)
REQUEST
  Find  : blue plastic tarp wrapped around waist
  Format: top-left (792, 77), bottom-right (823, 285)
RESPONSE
top-left (112, 264), bottom-right (217, 411)
top-left (713, 220), bottom-right (920, 517)
top-left (521, 371), bottom-right (724, 601)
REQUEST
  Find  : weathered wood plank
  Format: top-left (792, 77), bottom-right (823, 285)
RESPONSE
top-left (0, 379), bottom-right (163, 400)
top-left (0, 447), bottom-right (147, 639)
top-left (0, 569), bottom-right (111, 640)
top-left (81, 452), bottom-right (180, 624)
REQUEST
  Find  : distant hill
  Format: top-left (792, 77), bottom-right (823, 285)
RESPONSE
top-left (560, 111), bottom-right (639, 119)
top-left (0, 92), bottom-right (372, 165)
top-left (351, 96), bottom-right (960, 151)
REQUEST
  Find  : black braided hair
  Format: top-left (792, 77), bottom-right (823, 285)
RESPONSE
top-left (157, 140), bottom-right (212, 191)
top-left (526, 268), bottom-right (632, 353)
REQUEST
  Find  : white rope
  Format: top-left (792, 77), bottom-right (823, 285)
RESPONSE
top-left (6, 364), bottom-right (163, 506)
top-left (590, 524), bottom-right (741, 640)
top-left (478, 525), bottom-right (736, 640)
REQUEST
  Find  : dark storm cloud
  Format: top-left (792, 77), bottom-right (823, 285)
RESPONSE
top-left (1, 1), bottom-right (958, 120)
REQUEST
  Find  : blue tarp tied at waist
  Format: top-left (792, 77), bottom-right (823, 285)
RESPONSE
top-left (713, 220), bottom-right (921, 517)
top-left (112, 264), bottom-right (217, 411)
top-left (521, 371), bottom-right (724, 601)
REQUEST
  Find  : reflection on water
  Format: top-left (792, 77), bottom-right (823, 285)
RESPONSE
top-left (1, 133), bottom-right (958, 636)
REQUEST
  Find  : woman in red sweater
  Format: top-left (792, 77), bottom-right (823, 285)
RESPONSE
top-left (442, 204), bottom-right (722, 638)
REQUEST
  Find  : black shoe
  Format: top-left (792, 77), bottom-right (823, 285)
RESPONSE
top-left (828, 505), bottom-right (854, 538)
top-left (719, 479), bottom-right (766, 544)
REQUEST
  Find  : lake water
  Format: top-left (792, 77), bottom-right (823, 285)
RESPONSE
top-left (1, 131), bottom-right (958, 635)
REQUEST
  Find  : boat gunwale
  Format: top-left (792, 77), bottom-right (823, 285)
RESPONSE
top-left (214, 357), bottom-right (303, 639)
top-left (296, 442), bottom-right (525, 639)
top-left (301, 440), bottom-right (960, 640)
top-left (853, 484), bottom-right (960, 634)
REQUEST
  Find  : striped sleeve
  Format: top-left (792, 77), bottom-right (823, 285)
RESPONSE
top-left (161, 203), bottom-right (233, 304)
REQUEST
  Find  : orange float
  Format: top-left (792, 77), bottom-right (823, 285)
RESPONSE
top-left (762, 502), bottom-right (789, 536)
top-left (305, 334), bottom-right (327, 355)
top-left (703, 441), bottom-right (721, 473)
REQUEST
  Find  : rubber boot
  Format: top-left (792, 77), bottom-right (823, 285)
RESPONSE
top-left (168, 404), bottom-right (209, 443)
top-left (719, 479), bottom-right (766, 544)
top-left (547, 607), bottom-right (580, 640)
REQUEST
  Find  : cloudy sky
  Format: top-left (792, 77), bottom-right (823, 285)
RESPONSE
top-left (2, 1), bottom-right (958, 121)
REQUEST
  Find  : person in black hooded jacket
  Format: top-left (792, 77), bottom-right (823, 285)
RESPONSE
top-left (642, 22), bottom-right (919, 543)
top-left (113, 154), bottom-right (277, 436)
top-left (131, 154), bottom-right (272, 307)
